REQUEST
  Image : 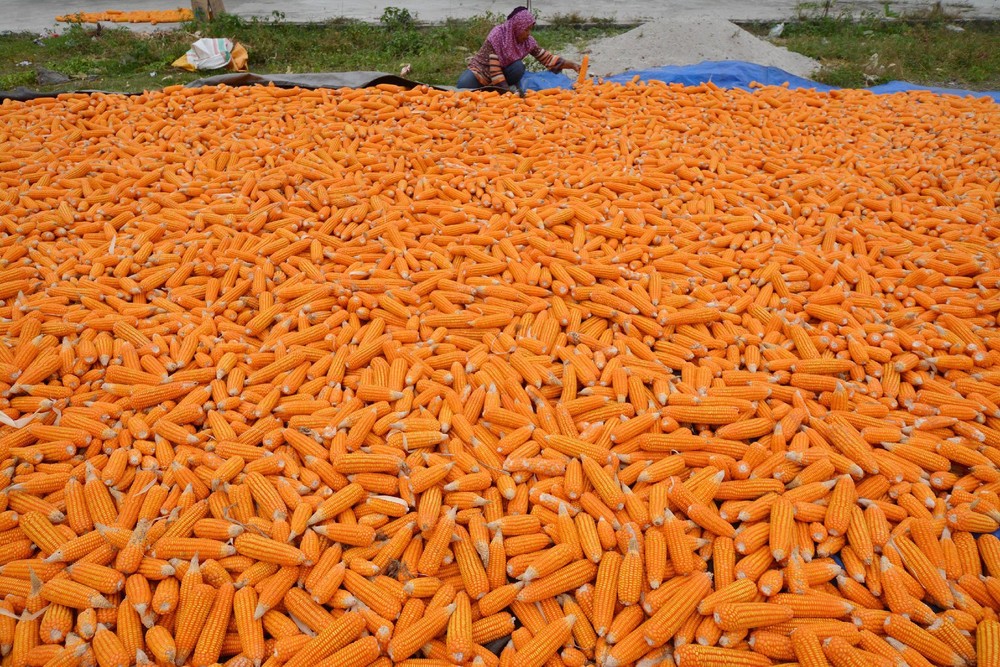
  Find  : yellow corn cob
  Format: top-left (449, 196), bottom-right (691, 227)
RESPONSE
top-left (950, 506), bottom-right (1000, 533)
top-left (544, 434), bottom-right (611, 463)
top-left (233, 585), bottom-right (266, 664)
top-left (397, 599), bottom-right (427, 637)
top-left (517, 559), bottom-right (598, 603)
top-left (510, 614), bottom-right (576, 667)
top-left (244, 471), bottom-right (288, 522)
top-left (453, 525), bottom-right (489, 599)
top-left (371, 519), bottom-right (414, 572)
top-left (928, 617), bottom-right (975, 664)
top-left (151, 577), bottom-right (179, 615)
top-left (40, 579), bottom-right (114, 610)
top-left (66, 563), bottom-right (125, 595)
top-left (192, 517), bottom-right (244, 541)
top-left (314, 636), bottom-right (382, 667)
top-left (571, 512), bottom-right (602, 563)
top-left (446, 591), bottom-right (473, 662)
top-left (698, 579), bottom-right (759, 615)
top-left (688, 502), bottom-right (737, 538)
top-left (822, 635), bottom-right (889, 667)
top-left (478, 581), bottom-right (523, 617)
top-left (592, 551), bottom-right (622, 637)
top-left (714, 602), bottom-right (795, 631)
top-left (313, 522), bottom-right (376, 547)
top-left (790, 627), bottom-right (831, 667)
top-left (978, 619), bottom-right (1000, 667)
top-left (40, 603), bottom-right (73, 644)
top-left (283, 610), bottom-right (366, 667)
top-left (116, 601), bottom-right (143, 660)
top-left (302, 469), bottom-right (360, 511)
top-left (824, 475), bottom-right (856, 537)
top-left (191, 581), bottom-right (234, 666)
top-left (12, 614), bottom-right (41, 667)
top-left (673, 644), bottom-right (775, 667)
top-left (472, 611), bottom-right (515, 646)
top-left (749, 629), bottom-right (795, 660)
top-left (664, 509), bottom-right (695, 575)
top-left (713, 536), bottom-right (737, 588)
top-left (418, 506), bottom-right (458, 576)
top-left (409, 462), bottom-right (455, 494)
top-left (285, 587), bottom-right (335, 634)
top-left (427, 582), bottom-right (458, 609)
top-left (342, 569), bottom-right (402, 620)
top-left (825, 422), bottom-right (879, 475)
top-left (908, 519), bottom-right (945, 569)
top-left (581, 456), bottom-right (625, 509)
top-left (770, 497), bottom-right (795, 562)
top-left (642, 571), bottom-right (713, 646)
top-left (773, 592), bottom-right (853, 618)
top-left (92, 624), bottom-right (130, 667)
top-left (644, 526), bottom-right (667, 589)
top-left (151, 537), bottom-right (235, 560)
top-left (0, 600), bottom-right (16, 655)
top-left (694, 614), bottom-right (724, 649)
top-left (883, 614), bottom-right (962, 667)
top-left (129, 381), bottom-right (198, 410)
top-left (488, 514), bottom-right (541, 537)
top-left (607, 604), bottom-right (646, 644)
top-left (519, 543), bottom-right (575, 582)
top-left (618, 536), bottom-right (642, 606)
top-left (716, 417), bottom-right (775, 441)
top-left (234, 533), bottom-right (308, 566)
top-left (19, 511), bottom-right (69, 556)
top-left (399, 574), bottom-right (440, 600)
top-left (893, 534), bottom-right (954, 609)
top-left (860, 502), bottom-right (891, 550)
top-left (174, 582), bottom-right (216, 664)
top-left (663, 405), bottom-right (741, 425)
top-left (846, 505), bottom-right (874, 566)
top-left (145, 625), bottom-right (177, 665)
top-left (387, 602), bottom-right (455, 662)
top-left (558, 599), bottom-right (597, 653)
top-left (272, 634), bottom-right (311, 660)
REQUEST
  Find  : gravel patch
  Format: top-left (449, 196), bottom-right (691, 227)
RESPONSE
top-left (568, 18), bottom-right (819, 79)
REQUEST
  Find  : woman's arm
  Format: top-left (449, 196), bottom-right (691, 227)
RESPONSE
top-left (467, 42), bottom-right (508, 88)
top-left (486, 53), bottom-right (508, 88)
top-left (530, 45), bottom-right (580, 73)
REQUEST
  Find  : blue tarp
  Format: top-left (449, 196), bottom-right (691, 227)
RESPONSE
top-left (521, 60), bottom-right (1000, 103)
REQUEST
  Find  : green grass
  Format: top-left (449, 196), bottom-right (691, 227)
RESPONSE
top-left (3, 10), bottom-right (998, 94)
top-left (0, 11), bottom-right (624, 93)
top-left (743, 16), bottom-right (1000, 90)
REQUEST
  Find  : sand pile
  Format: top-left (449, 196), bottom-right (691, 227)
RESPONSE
top-left (569, 17), bottom-right (819, 79)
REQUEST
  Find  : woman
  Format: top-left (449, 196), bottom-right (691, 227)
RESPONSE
top-left (457, 7), bottom-right (580, 91)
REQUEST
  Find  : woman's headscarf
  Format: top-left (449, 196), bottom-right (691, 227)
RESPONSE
top-left (487, 7), bottom-right (538, 67)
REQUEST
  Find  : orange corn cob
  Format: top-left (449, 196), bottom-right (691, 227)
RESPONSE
top-left (387, 602), bottom-right (454, 662)
top-left (510, 614), bottom-right (575, 667)
top-left (1, 74), bottom-right (1000, 667)
top-left (714, 602), bottom-right (794, 631)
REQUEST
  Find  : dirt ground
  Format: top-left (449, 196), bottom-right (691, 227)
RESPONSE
top-left (6, 0), bottom-right (1000, 35)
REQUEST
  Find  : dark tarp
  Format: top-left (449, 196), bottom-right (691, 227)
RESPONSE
top-left (183, 71), bottom-right (447, 91)
top-left (0, 71), bottom-right (449, 102)
top-left (4, 61), bottom-right (997, 102)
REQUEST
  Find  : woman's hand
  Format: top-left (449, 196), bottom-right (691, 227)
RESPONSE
top-left (562, 61), bottom-right (581, 72)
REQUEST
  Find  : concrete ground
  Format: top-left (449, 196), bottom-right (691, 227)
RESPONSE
top-left (4, 0), bottom-right (999, 34)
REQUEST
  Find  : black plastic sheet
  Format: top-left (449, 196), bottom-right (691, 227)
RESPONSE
top-left (1, 70), bottom-right (452, 102)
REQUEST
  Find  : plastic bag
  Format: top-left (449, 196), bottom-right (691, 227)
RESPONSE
top-left (172, 38), bottom-right (248, 72)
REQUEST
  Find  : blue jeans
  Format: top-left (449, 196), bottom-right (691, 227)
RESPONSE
top-left (456, 60), bottom-right (526, 88)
